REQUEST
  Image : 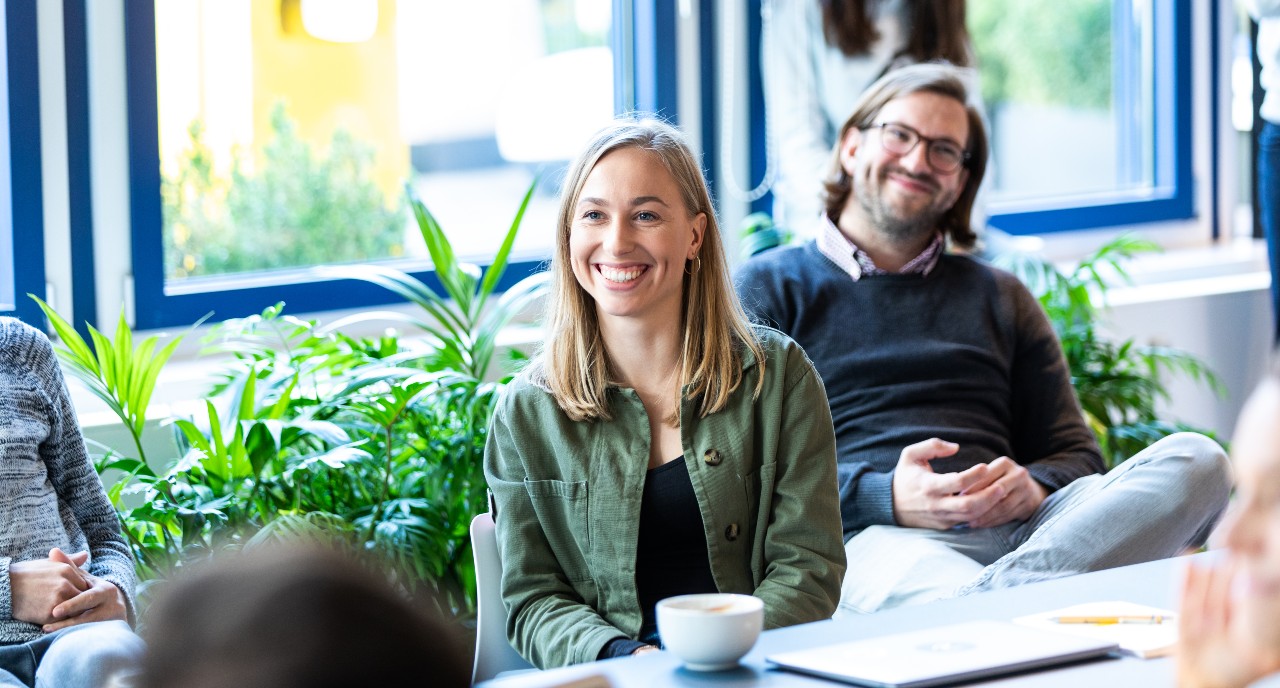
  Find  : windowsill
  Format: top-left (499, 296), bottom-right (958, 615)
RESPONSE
top-left (987, 219), bottom-right (1269, 304)
top-left (1104, 238), bottom-right (1270, 306)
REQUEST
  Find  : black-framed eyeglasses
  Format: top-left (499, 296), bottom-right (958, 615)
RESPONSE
top-left (861, 122), bottom-right (970, 174)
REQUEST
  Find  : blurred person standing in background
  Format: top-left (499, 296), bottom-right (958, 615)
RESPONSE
top-left (1247, 1), bottom-right (1280, 342)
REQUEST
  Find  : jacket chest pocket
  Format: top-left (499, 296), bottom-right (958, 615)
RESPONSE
top-left (524, 479), bottom-right (592, 581)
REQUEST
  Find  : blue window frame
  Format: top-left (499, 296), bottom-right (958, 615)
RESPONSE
top-left (121, 1), bottom-right (648, 331)
top-left (3, 0), bottom-right (45, 326)
top-left (63, 0), bottom-right (97, 333)
top-left (985, 0), bottom-right (1193, 235)
top-left (743, 0), bottom-right (1194, 236)
top-left (620, 0), bottom-right (679, 121)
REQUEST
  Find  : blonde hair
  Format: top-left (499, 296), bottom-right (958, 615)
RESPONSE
top-left (534, 117), bottom-right (764, 423)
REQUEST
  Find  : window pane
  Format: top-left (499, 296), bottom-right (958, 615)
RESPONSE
top-left (970, 0), bottom-right (1153, 205)
top-left (155, 0), bottom-right (612, 285)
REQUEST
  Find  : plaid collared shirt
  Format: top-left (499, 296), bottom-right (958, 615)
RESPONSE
top-left (815, 214), bottom-right (943, 281)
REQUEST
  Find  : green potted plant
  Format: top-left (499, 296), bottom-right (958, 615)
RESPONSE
top-left (34, 182), bottom-right (549, 620)
top-left (990, 235), bottom-right (1224, 467)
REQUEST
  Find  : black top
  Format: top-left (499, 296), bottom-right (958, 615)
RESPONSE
top-left (598, 456), bottom-right (718, 660)
top-left (736, 242), bottom-right (1104, 537)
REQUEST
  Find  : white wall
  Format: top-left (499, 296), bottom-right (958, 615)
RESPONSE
top-left (1104, 252), bottom-right (1273, 440)
top-left (1111, 287), bottom-right (1270, 441)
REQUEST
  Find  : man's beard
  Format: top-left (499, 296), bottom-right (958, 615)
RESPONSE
top-left (855, 168), bottom-right (947, 246)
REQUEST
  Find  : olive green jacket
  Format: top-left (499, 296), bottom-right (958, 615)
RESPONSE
top-left (483, 327), bottom-right (846, 668)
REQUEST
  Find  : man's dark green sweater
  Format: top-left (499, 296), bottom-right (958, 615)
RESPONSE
top-left (735, 241), bottom-right (1103, 539)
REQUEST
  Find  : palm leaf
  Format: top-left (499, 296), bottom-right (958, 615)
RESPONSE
top-left (31, 296), bottom-right (99, 375)
top-left (133, 334), bottom-right (185, 433)
top-left (1007, 234), bottom-right (1222, 466)
top-left (317, 264), bottom-right (467, 338)
top-left (472, 271), bottom-right (551, 378)
top-left (475, 178), bottom-right (537, 315)
top-left (409, 195), bottom-right (473, 314)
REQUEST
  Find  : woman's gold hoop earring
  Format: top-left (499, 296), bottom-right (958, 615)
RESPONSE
top-left (685, 255), bottom-right (701, 276)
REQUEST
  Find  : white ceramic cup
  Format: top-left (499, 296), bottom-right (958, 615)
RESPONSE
top-left (655, 593), bottom-right (764, 671)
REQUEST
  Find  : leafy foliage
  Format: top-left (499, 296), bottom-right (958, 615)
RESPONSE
top-left (321, 181), bottom-right (551, 381)
top-left (968, 0), bottom-right (1113, 110)
top-left (33, 298), bottom-right (187, 465)
top-left (162, 103), bottom-right (405, 279)
top-left (992, 235), bottom-right (1224, 467)
top-left (44, 185), bottom-right (548, 618)
top-left (739, 212), bottom-right (792, 259)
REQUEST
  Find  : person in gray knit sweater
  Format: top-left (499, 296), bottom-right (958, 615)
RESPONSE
top-left (0, 317), bottom-right (142, 686)
top-left (737, 63), bottom-right (1233, 615)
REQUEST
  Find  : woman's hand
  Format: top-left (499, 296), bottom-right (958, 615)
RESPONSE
top-left (9, 549), bottom-right (91, 625)
top-left (1177, 558), bottom-right (1271, 688)
top-left (40, 547), bottom-right (129, 632)
top-left (632, 645), bottom-right (660, 656)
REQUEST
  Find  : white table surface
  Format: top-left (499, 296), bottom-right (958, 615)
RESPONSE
top-left (481, 554), bottom-right (1201, 687)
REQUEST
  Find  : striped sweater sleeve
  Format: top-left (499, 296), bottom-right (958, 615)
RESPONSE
top-left (29, 326), bottom-right (138, 624)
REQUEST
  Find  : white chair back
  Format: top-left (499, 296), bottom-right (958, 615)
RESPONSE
top-left (471, 511), bottom-right (534, 684)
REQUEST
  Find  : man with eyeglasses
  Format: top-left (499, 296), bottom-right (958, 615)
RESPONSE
top-left (736, 63), bottom-right (1231, 615)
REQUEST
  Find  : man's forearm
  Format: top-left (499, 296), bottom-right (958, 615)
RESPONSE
top-left (838, 465), bottom-right (897, 535)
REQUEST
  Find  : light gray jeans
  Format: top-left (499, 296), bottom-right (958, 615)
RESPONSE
top-left (0, 620), bottom-right (142, 688)
top-left (836, 432), bottom-right (1232, 616)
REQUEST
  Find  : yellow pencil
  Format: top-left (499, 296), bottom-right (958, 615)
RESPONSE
top-left (1051, 615), bottom-right (1172, 625)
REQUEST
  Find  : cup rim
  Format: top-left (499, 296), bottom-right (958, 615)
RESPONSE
top-left (655, 593), bottom-right (763, 616)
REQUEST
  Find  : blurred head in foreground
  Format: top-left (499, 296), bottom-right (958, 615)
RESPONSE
top-left (138, 546), bottom-right (468, 688)
top-left (1178, 363), bottom-right (1280, 687)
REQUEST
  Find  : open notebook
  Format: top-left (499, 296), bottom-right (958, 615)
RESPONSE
top-left (767, 619), bottom-right (1117, 688)
top-left (1013, 601), bottom-right (1178, 659)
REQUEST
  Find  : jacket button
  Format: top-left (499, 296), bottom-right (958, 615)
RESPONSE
top-left (724, 523), bottom-right (739, 541)
top-left (703, 448), bottom-right (723, 466)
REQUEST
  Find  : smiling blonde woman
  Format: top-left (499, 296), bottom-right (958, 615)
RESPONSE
top-left (483, 117), bottom-right (846, 669)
